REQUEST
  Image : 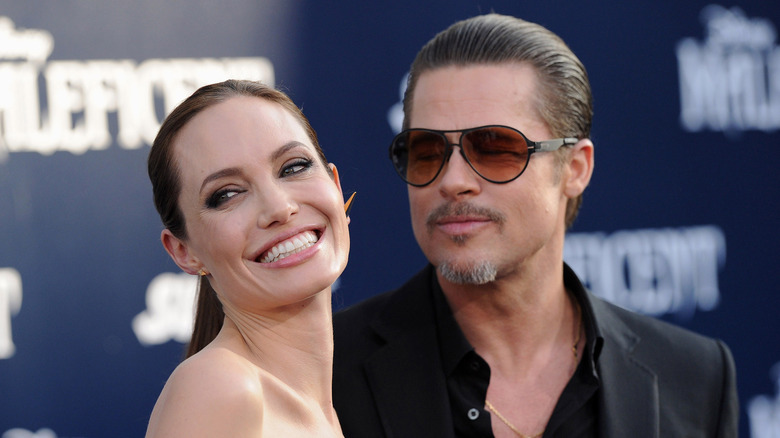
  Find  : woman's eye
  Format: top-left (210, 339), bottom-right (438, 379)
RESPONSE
top-left (281, 159), bottom-right (313, 177)
top-left (206, 189), bottom-right (243, 209)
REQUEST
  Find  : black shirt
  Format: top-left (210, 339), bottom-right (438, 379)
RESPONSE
top-left (432, 265), bottom-right (603, 437)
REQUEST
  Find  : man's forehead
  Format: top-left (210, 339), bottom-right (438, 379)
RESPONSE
top-left (407, 64), bottom-right (544, 133)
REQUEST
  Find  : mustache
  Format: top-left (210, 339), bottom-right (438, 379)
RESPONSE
top-left (426, 202), bottom-right (506, 230)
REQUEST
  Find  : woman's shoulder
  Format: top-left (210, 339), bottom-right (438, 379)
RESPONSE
top-left (181, 347), bottom-right (266, 401)
top-left (145, 347), bottom-right (265, 437)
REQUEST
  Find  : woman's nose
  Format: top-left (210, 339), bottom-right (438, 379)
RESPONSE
top-left (256, 185), bottom-right (298, 228)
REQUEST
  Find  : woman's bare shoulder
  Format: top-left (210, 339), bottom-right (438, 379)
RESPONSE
top-left (145, 347), bottom-right (264, 437)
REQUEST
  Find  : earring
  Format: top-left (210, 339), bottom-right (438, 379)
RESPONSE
top-left (198, 268), bottom-right (209, 276)
top-left (344, 192), bottom-right (356, 218)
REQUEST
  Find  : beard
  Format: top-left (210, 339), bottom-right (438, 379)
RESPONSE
top-left (424, 201), bottom-right (506, 285)
top-left (438, 260), bottom-right (497, 285)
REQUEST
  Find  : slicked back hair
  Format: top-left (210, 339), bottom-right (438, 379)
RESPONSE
top-left (403, 14), bottom-right (593, 228)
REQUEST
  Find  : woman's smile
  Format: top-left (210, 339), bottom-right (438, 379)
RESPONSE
top-left (257, 229), bottom-right (321, 264)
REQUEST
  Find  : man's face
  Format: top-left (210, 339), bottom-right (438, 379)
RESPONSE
top-left (406, 63), bottom-right (570, 285)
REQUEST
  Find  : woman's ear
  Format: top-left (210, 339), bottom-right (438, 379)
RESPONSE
top-left (563, 138), bottom-right (594, 198)
top-left (161, 229), bottom-right (202, 275)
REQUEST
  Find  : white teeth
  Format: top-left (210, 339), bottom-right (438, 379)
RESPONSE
top-left (260, 231), bottom-right (318, 263)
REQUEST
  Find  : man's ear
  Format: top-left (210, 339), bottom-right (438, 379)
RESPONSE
top-left (161, 229), bottom-right (202, 275)
top-left (563, 138), bottom-right (594, 198)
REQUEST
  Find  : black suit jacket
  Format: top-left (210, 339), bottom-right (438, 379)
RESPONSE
top-left (333, 265), bottom-right (738, 438)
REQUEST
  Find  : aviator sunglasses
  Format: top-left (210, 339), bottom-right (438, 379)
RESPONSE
top-left (389, 125), bottom-right (578, 187)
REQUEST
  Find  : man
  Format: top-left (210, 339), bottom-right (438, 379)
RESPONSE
top-left (333, 13), bottom-right (738, 438)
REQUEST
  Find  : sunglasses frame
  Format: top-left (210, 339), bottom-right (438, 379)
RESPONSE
top-left (389, 124), bottom-right (578, 187)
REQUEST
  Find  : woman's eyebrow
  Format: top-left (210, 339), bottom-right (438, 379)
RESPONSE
top-left (199, 167), bottom-right (242, 194)
top-left (198, 141), bottom-right (309, 193)
top-left (271, 141), bottom-right (308, 162)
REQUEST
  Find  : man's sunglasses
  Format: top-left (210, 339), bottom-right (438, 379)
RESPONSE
top-left (389, 125), bottom-right (578, 187)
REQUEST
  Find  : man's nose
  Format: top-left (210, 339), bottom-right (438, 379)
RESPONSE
top-left (436, 146), bottom-right (481, 198)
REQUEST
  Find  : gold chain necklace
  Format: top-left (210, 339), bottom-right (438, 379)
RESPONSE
top-left (485, 400), bottom-right (544, 438)
top-left (485, 299), bottom-right (582, 438)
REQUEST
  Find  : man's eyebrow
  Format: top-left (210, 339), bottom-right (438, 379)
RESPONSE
top-left (197, 141), bottom-right (309, 193)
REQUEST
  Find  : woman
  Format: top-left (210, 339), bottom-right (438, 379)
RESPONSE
top-left (145, 79), bottom-right (350, 437)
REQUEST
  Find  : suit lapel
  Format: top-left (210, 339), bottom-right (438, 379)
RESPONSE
top-left (589, 295), bottom-right (659, 438)
top-left (357, 268), bottom-right (661, 438)
top-left (363, 266), bottom-right (455, 438)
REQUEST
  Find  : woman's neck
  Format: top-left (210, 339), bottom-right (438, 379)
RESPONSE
top-left (215, 289), bottom-right (336, 406)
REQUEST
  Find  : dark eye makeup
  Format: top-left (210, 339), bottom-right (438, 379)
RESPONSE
top-left (203, 157), bottom-right (316, 210)
top-left (205, 187), bottom-right (245, 209)
top-left (280, 158), bottom-right (314, 177)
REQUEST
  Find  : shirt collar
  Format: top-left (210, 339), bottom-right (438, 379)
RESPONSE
top-left (431, 273), bottom-right (473, 377)
top-left (563, 262), bottom-right (604, 378)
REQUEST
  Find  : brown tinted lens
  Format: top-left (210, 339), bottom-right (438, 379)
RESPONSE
top-left (462, 127), bottom-right (530, 182)
top-left (405, 130), bottom-right (447, 185)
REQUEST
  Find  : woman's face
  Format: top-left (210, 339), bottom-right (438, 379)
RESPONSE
top-left (163, 96), bottom-right (349, 313)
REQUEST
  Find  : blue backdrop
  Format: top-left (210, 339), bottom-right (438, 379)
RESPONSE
top-left (0, 1), bottom-right (778, 437)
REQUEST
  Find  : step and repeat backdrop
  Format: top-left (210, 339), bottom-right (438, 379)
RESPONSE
top-left (0, 1), bottom-right (778, 436)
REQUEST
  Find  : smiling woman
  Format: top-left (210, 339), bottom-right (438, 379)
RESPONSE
top-left (145, 80), bottom-right (350, 437)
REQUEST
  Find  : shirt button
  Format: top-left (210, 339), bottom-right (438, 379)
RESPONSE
top-left (467, 408), bottom-right (480, 420)
top-left (469, 361), bottom-right (481, 372)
